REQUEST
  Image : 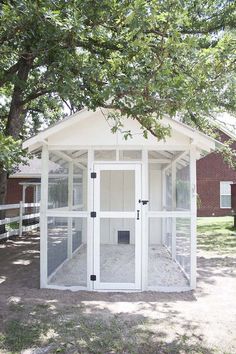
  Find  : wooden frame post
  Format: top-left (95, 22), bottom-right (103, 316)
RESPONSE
top-left (161, 169), bottom-right (166, 245)
top-left (141, 149), bottom-right (148, 290)
top-left (40, 144), bottom-right (49, 288)
top-left (190, 145), bottom-right (197, 289)
top-left (68, 161), bottom-right (73, 259)
top-left (171, 161), bottom-right (176, 260)
top-left (87, 149), bottom-right (94, 290)
top-left (19, 201), bottom-right (23, 237)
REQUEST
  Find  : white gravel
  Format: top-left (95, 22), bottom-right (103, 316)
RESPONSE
top-left (50, 244), bottom-right (188, 288)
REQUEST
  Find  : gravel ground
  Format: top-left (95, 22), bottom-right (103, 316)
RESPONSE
top-left (0, 231), bottom-right (236, 353)
top-left (50, 243), bottom-right (188, 287)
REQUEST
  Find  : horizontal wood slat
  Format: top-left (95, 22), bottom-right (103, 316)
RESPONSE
top-left (0, 202), bottom-right (40, 241)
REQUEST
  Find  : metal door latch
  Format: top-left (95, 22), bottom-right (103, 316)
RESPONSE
top-left (137, 210), bottom-right (140, 220)
top-left (138, 199), bottom-right (149, 205)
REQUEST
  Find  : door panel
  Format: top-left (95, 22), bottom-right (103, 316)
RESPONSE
top-left (93, 163), bottom-right (141, 290)
top-left (100, 170), bottom-right (135, 211)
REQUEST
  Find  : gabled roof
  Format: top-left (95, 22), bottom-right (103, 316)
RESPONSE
top-left (23, 108), bottom-right (221, 153)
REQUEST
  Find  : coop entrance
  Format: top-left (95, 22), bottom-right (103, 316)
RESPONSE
top-left (93, 163), bottom-right (142, 290)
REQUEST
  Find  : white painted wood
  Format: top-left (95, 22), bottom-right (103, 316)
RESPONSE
top-left (48, 144), bottom-right (191, 151)
top-left (87, 149), bottom-right (94, 290)
top-left (21, 107), bottom-right (214, 292)
top-left (0, 216), bottom-right (20, 225)
top-left (47, 114), bottom-right (190, 147)
top-left (93, 163), bottom-right (142, 291)
top-left (19, 201), bottom-right (23, 237)
top-left (141, 149), bottom-right (148, 290)
top-left (0, 202), bottom-right (40, 240)
top-left (171, 161), bottom-right (176, 260)
top-left (23, 108), bottom-right (217, 153)
top-left (149, 159), bottom-right (170, 164)
top-left (22, 185), bottom-right (26, 213)
top-left (22, 223), bottom-right (40, 232)
top-left (40, 144), bottom-right (49, 288)
top-left (24, 203), bottom-right (40, 207)
top-left (97, 211), bottom-right (136, 218)
top-left (190, 145), bottom-right (197, 289)
top-left (116, 149), bottom-right (119, 161)
top-left (147, 211), bottom-right (191, 217)
top-left (67, 162), bottom-right (73, 259)
top-left (0, 203), bottom-right (20, 210)
top-left (22, 213), bottom-right (40, 220)
top-left (0, 229), bottom-right (19, 240)
top-left (162, 151), bottom-right (189, 173)
top-left (46, 210), bottom-right (88, 217)
top-left (161, 169), bottom-right (166, 244)
top-left (149, 166), bottom-right (162, 212)
top-left (54, 150), bottom-right (86, 170)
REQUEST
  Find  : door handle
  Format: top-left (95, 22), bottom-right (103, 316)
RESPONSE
top-left (137, 210), bottom-right (140, 220)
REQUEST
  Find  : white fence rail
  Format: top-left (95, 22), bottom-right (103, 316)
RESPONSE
top-left (0, 202), bottom-right (40, 241)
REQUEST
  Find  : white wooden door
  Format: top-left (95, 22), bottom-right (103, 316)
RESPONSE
top-left (93, 163), bottom-right (142, 290)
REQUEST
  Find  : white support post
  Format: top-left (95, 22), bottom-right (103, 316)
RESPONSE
top-left (141, 149), bottom-right (148, 291)
top-left (87, 148), bottom-right (94, 290)
top-left (68, 161), bottom-right (73, 259)
top-left (40, 144), bottom-right (49, 288)
top-left (22, 185), bottom-right (27, 215)
top-left (35, 185), bottom-right (40, 203)
top-left (161, 169), bottom-right (166, 245)
top-left (190, 145), bottom-right (197, 289)
top-left (171, 161), bottom-right (176, 260)
top-left (19, 201), bottom-right (23, 237)
top-left (82, 168), bottom-right (87, 242)
top-left (22, 185), bottom-right (26, 204)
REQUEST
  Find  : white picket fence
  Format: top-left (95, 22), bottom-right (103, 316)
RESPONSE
top-left (0, 202), bottom-right (40, 241)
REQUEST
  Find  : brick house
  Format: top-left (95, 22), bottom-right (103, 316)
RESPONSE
top-left (6, 158), bottom-right (41, 205)
top-left (197, 128), bottom-right (236, 216)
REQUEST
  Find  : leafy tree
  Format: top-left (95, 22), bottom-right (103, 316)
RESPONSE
top-left (0, 0), bottom-right (236, 212)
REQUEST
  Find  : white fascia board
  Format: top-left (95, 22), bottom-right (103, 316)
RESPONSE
top-left (162, 116), bottom-right (219, 151)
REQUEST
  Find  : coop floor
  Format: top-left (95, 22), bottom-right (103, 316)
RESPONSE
top-left (49, 244), bottom-right (189, 288)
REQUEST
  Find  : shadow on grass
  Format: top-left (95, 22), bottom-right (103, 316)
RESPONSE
top-left (0, 230), bottom-right (235, 352)
top-left (0, 302), bottom-right (216, 354)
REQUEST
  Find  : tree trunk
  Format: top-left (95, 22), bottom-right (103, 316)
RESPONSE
top-left (5, 55), bottom-right (33, 138)
top-left (0, 54), bottom-right (33, 233)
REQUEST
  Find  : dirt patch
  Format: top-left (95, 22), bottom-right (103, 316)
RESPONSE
top-left (0, 232), bottom-right (236, 353)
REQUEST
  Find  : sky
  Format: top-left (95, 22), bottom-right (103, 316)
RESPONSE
top-left (215, 112), bottom-right (236, 134)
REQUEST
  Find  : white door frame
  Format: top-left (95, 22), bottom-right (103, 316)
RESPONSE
top-left (93, 162), bottom-right (142, 290)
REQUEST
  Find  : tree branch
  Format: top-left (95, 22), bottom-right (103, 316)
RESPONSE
top-left (22, 88), bottom-right (53, 105)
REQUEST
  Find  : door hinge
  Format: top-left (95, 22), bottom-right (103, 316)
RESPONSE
top-left (90, 211), bottom-right (96, 218)
top-left (91, 172), bottom-right (97, 178)
top-left (90, 275), bottom-right (96, 281)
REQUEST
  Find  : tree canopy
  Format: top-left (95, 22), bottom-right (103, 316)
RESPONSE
top-left (0, 0), bottom-right (236, 177)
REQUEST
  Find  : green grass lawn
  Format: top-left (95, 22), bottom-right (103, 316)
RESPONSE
top-left (197, 216), bottom-right (236, 253)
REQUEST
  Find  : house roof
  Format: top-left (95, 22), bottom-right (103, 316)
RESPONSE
top-left (10, 157), bottom-right (60, 179)
top-left (23, 108), bottom-right (221, 154)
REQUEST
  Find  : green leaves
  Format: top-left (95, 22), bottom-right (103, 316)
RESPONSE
top-left (0, 133), bottom-right (26, 173)
top-left (0, 0), bottom-right (235, 155)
